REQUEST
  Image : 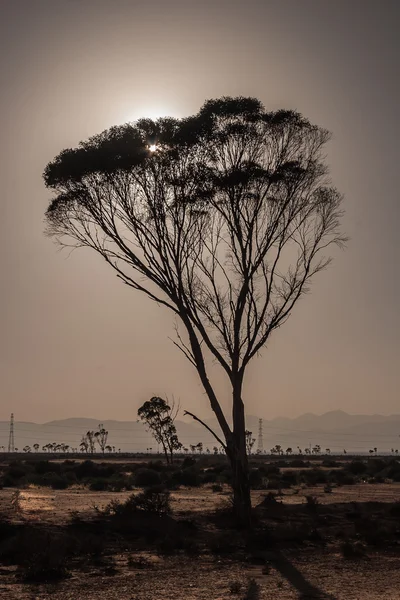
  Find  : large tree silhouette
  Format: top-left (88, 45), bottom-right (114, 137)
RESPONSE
top-left (44, 97), bottom-right (345, 524)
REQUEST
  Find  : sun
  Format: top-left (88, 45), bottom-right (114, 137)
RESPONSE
top-left (149, 144), bottom-right (158, 152)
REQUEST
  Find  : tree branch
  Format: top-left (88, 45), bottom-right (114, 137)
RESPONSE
top-left (184, 410), bottom-right (227, 449)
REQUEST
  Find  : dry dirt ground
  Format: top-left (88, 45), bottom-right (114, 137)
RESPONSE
top-left (0, 484), bottom-right (399, 599)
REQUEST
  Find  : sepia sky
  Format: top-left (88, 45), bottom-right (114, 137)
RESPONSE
top-left (0, 0), bottom-right (399, 423)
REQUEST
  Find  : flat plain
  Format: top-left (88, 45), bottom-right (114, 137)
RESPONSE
top-left (0, 456), bottom-right (399, 599)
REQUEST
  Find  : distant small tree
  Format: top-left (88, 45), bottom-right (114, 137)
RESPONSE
top-left (86, 431), bottom-right (96, 453)
top-left (374, 447), bottom-right (377, 455)
top-left (213, 446), bottom-right (219, 455)
top-left (23, 446), bottom-right (31, 453)
top-left (325, 448), bottom-right (331, 455)
top-left (138, 396), bottom-right (182, 464)
top-left (286, 447), bottom-right (293, 456)
top-left (80, 435), bottom-right (90, 453)
top-left (95, 424), bottom-right (108, 454)
top-left (297, 447), bottom-right (303, 455)
top-left (33, 443), bottom-right (39, 453)
top-left (196, 442), bottom-right (203, 454)
top-left (245, 430), bottom-right (256, 455)
top-left (105, 445), bottom-right (112, 453)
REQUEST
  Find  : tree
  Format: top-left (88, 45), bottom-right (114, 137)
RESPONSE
top-left (44, 97), bottom-right (345, 524)
top-left (95, 424), bottom-right (108, 454)
top-left (138, 396), bottom-right (182, 464)
top-left (23, 446), bottom-right (31, 453)
top-left (33, 443), bottom-right (39, 452)
top-left (274, 444), bottom-right (283, 456)
top-left (80, 435), bottom-right (90, 453)
top-left (245, 430), bottom-right (256, 455)
top-left (85, 431), bottom-right (96, 453)
top-left (286, 447), bottom-right (292, 456)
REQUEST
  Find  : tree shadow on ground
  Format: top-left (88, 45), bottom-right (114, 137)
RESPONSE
top-left (269, 551), bottom-right (337, 599)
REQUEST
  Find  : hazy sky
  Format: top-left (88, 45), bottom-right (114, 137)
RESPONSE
top-left (0, 0), bottom-right (399, 423)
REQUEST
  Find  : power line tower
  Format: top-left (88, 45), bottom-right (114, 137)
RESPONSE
top-left (257, 418), bottom-right (264, 453)
top-left (8, 413), bottom-right (15, 453)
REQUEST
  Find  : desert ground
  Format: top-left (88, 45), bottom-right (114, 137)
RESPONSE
top-left (0, 456), bottom-right (399, 599)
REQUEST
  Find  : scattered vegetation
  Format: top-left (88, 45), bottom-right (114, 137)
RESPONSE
top-left (1, 455), bottom-right (400, 493)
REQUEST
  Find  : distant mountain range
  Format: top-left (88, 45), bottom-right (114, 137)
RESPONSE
top-left (1, 410), bottom-right (399, 454)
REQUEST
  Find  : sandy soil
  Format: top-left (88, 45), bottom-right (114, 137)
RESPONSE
top-left (1, 550), bottom-right (400, 600)
top-left (1, 484), bottom-right (399, 599)
top-left (1, 482), bottom-right (399, 523)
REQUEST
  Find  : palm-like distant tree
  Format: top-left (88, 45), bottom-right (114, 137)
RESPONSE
top-left (33, 443), bottom-right (39, 452)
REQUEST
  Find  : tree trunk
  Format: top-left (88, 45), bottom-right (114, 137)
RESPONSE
top-left (228, 442), bottom-right (252, 527)
top-left (229, 379), bottom-right (252, 527)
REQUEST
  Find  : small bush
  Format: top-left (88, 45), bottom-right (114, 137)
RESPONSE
top-left (172, 467), bottom-right (201, 487)
top-left (211, 483), bottom-right (223, 493)
top-left (89, 478), bottom-right (109, 491)
top-left (134, 487), bottom-right (171, 516)
top-left (341, 540), bottom-right (365, 559)
top-left (305, 495), bottom-right (319, 512)
top-left (229, 580), bottom-right (242, 594)
top-left (107, 487), bottom-right (171, 518)
top-left (243, 578), bottom-right (260, 600)
top-left (348, 460), bottom-right (367, 476)
top-left (209, 531), bottom-right (242, 554)
top-left (134, 468), bottom-right (162, 488)
top-left (182, 456), bottom-right (196, 468)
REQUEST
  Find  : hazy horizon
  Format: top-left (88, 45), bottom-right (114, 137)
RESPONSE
top-left (1, 0), bottom-right (399, 423)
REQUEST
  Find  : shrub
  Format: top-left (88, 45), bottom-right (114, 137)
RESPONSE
top-left (341, 540), bottom-right (365, 559)
top-left (348, 460), bottom-right (367, 476)
top-left (89, 478), bottom-right (109, 491)
top-left (244, 578), bottom-right (260, 600)
top-left (209, 531), bottom-right (242, 554)
top-left (229, 580), bottom-right (242, 594)
top-left (107, 487), bottom-right (171, 518)
top-left (133, 487), bottom-right (171, 515)
top-left (171, 467), bottom-right (201, 487)
top-left (34, 461), bottom-right (61, 475)
top-left (305, 495), bottom-right (319, 512)
top-left (182, 456), bottom-right (196, 468)
top-left (211, 483), bottom-right (223, 493)
top-left (249, 469), bottom-right (265, 489)
top-left (134, 468), bottom-right (162, 488)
